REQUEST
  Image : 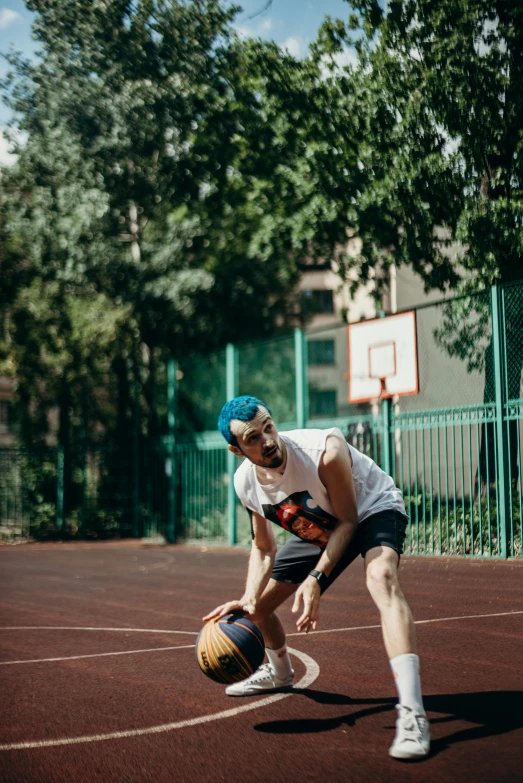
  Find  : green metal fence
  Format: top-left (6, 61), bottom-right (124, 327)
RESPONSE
top-left (0, 449), bottom-right (28, 540)
top-left (172, 282), bottom-right (522, 558)
top-left (1, 281), bottom-right (522, 556)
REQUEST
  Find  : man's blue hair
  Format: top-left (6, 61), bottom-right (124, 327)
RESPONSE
top-left (218, 395), bottom-right (271, 446)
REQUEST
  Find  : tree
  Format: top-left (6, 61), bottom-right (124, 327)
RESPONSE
top-left (0, 2), bottom-right (309, 438)
top-left (307, 1), bottom-right (523, 490)
top-left (343, 0), bottom-right (523, 285)
top-left (1, 1), bottom-right (345, 531)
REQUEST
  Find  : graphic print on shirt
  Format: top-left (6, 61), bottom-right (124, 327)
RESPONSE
top-left (262, 490), bottom-right (338, 547)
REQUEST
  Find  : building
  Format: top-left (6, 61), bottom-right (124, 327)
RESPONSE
top-left (298, 240), bottom-right (378, 420)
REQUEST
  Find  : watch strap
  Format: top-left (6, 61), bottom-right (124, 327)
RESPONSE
top-left (309, 569), bottom-right (328, 587)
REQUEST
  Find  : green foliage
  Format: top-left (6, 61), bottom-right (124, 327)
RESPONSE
top-left (1, 1), bottom-right (309, 360)
top-left (305, 2), bottom-right (523, 406)
top-left (433, 288), bottom-right (492, 374)
top-left (404, 485), bottom-right (522, 557)
top-left (313, 1), bottom-right (523, 292)
top-left (0, 0), bottom-right (317, 466)
top-left (3, 1), bottom-right (523, 539)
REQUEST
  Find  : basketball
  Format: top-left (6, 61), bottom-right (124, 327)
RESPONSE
top-left (195, 613), bottom-right (265, 684)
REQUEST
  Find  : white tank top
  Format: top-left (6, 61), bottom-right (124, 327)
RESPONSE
top-left (234, 427), bottom-right (406, 547)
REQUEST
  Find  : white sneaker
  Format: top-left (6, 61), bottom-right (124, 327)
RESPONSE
top-left (389, 705), bottom-right (431, 760)
top-left (225, 663), bottom-right (295, 696)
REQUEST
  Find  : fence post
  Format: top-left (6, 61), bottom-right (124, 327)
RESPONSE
top-left (81, 384), bottom-right (88, 533)
top-left (294, 328), bottom-right (308, 428)
top-left (167, 358), bottom-right (177, 544)
top-left (491, 284), bottom-right (511, 557)
top-left (133, 378), bottom-right (140, 538)
top-left (381, 397), bottom-right (392, 476)
top-left (378, 310), bottom-right (393, 477)
top-left (56, 446), bottom-right (64, 530)
top-left (226, 343), bottom-right (238, 545)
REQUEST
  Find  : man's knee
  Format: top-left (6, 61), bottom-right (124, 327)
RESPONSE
top-left (365, 552), bottom-right (401, 605)
top-left (251, 579), bottom-right (297, 623)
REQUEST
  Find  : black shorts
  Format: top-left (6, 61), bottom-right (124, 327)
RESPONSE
top-left (271, 508), bottom-right (408, 592)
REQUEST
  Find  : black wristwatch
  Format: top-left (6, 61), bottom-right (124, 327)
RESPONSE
top-left (309, 569), bottom-right (328, 589)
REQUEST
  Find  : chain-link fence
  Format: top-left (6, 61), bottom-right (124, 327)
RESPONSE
top-left (238, 335), bottom-right (297, 428)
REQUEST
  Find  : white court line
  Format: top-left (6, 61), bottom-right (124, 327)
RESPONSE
top-left (2, 609), bottom-right (522, 644)
top-left (0, 646), bottom-right (319, 751)
top-left (0, 644), bottom-right (194, 665)
top-left (1, 608), bottom-right (521, 666)
top-left (287, 608), bottom-right (523, 637)
top-left (0, 626), bottom-right (197, 635)
top-left (0, 609), bottom-right (521, 750)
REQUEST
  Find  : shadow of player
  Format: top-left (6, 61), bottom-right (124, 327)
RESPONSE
top-left (253, 689), bottom-right (523, 757)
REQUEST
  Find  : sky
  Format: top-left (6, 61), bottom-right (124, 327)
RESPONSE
top-left (0, 0), bottom-right (353, 164)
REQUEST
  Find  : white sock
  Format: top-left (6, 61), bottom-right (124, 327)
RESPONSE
top-left (390, 653), bottom-right (425, 715)
top-left (266, 644), bottom-right (293, 679)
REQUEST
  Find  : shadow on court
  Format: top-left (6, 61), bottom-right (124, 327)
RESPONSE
top-left (253, 690), bottom-right (523, 758)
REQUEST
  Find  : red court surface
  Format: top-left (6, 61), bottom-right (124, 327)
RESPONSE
top-left (1, 541), bottom-right (523, 783)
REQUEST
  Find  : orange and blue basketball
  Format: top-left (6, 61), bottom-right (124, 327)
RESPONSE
top-left (195, 613), bottom-right (265, 684)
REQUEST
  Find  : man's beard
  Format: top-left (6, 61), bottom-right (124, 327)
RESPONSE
top-left (261, 443), bottom-right (284, 469)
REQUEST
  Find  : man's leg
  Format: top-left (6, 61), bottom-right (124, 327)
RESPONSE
top-left (250, 578), bottom-right (298, 649)
top-left (364, 545), bottom-right (430, 759)
top-left (225, 579), bottom-right (297, 696)
top-left (226, 531), bottom-right (361, 697)
top-left (364, 546), bottom-right (417, 659)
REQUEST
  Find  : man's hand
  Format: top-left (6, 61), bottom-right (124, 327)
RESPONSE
top-left (202, 597), bottom-right (256, 622)
top-left (292, 577), bottom-right (321, 633)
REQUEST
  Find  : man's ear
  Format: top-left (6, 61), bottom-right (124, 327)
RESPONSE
top-left (228, 444), bottom-right (243, 458)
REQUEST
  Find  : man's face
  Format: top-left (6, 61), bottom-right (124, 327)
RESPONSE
top-left (229, 406), bottom-right (284, 469)
top-left (291, 518), bottom-right (328, 543)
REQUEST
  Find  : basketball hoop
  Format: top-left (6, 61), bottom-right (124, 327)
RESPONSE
top-left (369, 341), bottom-right (396, 400)
top-left (347, 311), bottom-right (419, 404)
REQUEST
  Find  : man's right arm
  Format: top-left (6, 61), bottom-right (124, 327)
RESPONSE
top-left (202, 511), bottom-right (277, 621)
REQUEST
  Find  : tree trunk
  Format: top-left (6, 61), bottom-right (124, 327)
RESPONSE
top-left (58, 380), bottom-right (71, 519)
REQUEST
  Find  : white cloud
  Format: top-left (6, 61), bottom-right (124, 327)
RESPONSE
top-left (259, 17), bottom-right (272, 32)
top-left (235, 24), bottom-right (251, 40)
top-left (0, 128), bottom-right (24, 167)
top-left (331, 47), bottom-right (358, 69)
top-left (234, 16), bottom-right (274, 40)
top-left (319, 46), bottom-right (359, 78)
top-left (283, 36), bottom-right (304, 58)
top-left (0, 8), bottom-right (20, 30)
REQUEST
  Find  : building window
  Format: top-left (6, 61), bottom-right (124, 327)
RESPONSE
top-left (302, 289), bottom-right (334, 314)
top-left (309, 390), bottom-right (337, 417)
top-left (308, 339), bottom-right (335, 366)
top-left (0, 400), bottom-right (9, 435)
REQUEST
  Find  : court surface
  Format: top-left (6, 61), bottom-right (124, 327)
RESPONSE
top-left (1, 541), bottom-right (522, 783)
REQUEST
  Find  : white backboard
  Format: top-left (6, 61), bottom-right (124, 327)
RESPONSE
top-left (347, 311), bottom-right (419, 403)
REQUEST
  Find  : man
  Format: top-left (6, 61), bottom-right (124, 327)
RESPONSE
top-left (203, 395), bottom-right (430, 760)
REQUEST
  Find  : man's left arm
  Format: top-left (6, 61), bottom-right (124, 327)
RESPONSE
top-left (292, 430), bottom-right (358, 633)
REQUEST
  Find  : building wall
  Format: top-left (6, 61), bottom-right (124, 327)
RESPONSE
top-left (298, 256), bottom-right (378, 419)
